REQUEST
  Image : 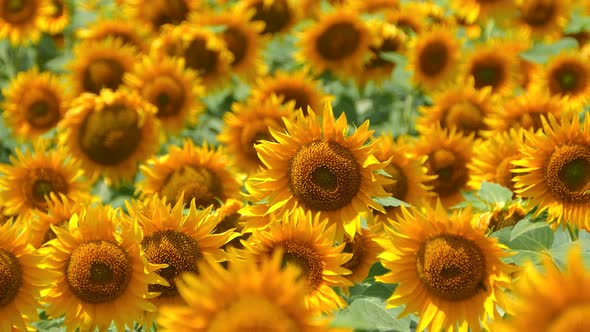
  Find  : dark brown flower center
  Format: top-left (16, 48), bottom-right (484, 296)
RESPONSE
top-left (66, 240), bottom-right (131, 303)
top-left (521, 0), bottom-right (556, 27)
top-left (342, 233), bottom-right (366, 273)
top-left (250, 0), bottom-right (291, 34)
top-left (418, 40), bottom-right (450, 77)
top-left (24, 88), bottom-right (61, 130)
top-left (144, 75), bottom-right (186, 118)
top-left (444, 101), bottom-right (484, 135)
top-left (142, 230), bottom-right (201, 298)
top-left (316, 22), bottom-right (362, 61)
top-left (549, 61), bottom-right (587, 96)
top-left (273, 86), bottom-right (312, 113)
top-left (222, 27), bottom-right (248, 67)
top-left (471, 57), bottom-right (506, 91)
top-left (289, 140), bottom-right (361, 211)
top-left (26, 168), bottom-right (68, 212)
top-left (78, 104), bottom-right (142, 166)
top-left (246, 131), bottom-right (273, 162)
top-left (160, 166), bottom-right (224, 208)
top-left (0, 0), bottom-right (37, 24)
top-left (82, 58), bottom-right (126, 94)
top-left (184, 37), bottom-right (220, 77)
top-left (365, 36), bottom-right (401, 70)
top-left (0, 249), bottom-right (22, 306)
top-left (280, 241), bottom-right (323, 291)
top-left (152, 0), bottom-right (188, 29)
top-left (215, 212), bottom-right (244, 249)
top-left (382, 163), bottom-right (408, 201)
top-left (416, 234), bottom-right (487, 301)
top-left (545, 144), bottom-right (590, 203)
top-left (426, 148), bottom-right (469, 198)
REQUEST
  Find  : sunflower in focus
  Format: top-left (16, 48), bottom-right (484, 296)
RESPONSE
top-left (297, 8), bottom-right (371, 77)
top-left (218, 95), bottom-right (297, 174)
top-left (243, 209), bottom-right (352, 313)
top-left (0, 140), bottom-right (92, 217)
top-left (138, 139), bottom-right (241, 208)
top-left (376, 202), bottom-right (512, 332)
top-left (1, 68), bottom-right (69, 141)
top-left (151, 23), bottom-right (234, 92)
top-left (42, 204), bottom-right (167, 332)
top-left (244, 102), bottom-right (390, 240)
top-left (158, 250), bottom-right (332, 331)
top-left (123, 55), bottom-right (204, 134)
top-left (417, 82), bottom-right (494, 137)
top-left (38, 0), bottom-right (68, 35)
top-left (69, 38), bottom-right (137, 95)
top-left (409, 27), bottom-right (462, 92)
top-left (77, 18), bottom-right (150, 53)
top-left (514, 0), bottom-right (571, 40)
top-left (494, 245), bottom-right (590, 332)
top-left (414, 126), bottom-right (475, 208)
top-left (532, 52), bottom-right (590, 108)
top-left (249, 68), bottom-right (330, 114)
top-left (123, 0), bottom-right (202, 32)
top-left (0, 220), bottom-right (56, 332)
top-left (235, 0), bottom-right (301, 35)
top-left (0, 0), bottom-right (51, 45)
top-left (468, 129), bottom-right (525, 193)
top-left (341, 227), bottom-right (382, 284)
top-left (58, 89), bottom-right (160, 185)
top-left (512, 113), bottom-right (590, 230)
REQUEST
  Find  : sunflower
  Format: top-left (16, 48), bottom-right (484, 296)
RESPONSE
top-left (494, 245), bottom-right (590, 331)
top-left (0, 0), bottom-right (51, 45)
top-left (244, 102), bottom-right (391, 240)
top-left (385, 2), bottom-right (447, 36)
top-left (38, 0), bottom-right (68, 35)
top-left (213, 198), bottom-right (248, 250)
top-left (137, 139), bottom-right (242, 209)
top-left (0, 140), bottom-right (92, 217)
top-left (349, 0), bottom-right (400, 14)
top-left (0, 219), bottom-right (56, 332)
top-left (150, 22), bottom-right (234, 92)
top-left (473, 201), bottom-right (528, 232)
top-left (123, 55), bottom-right (204, 134)
top-left (512, 113), bottom-right (590, 230)
top-left (532, 52), bottom-right (590, 109)
top-left (484, 90), bottom-right (571, 134)
top-left (68, 38), bottom-right (138, 95)
top-left (451, 0), bottom-right (516, 23)
top-left (76, 18), bottom-right (150, 53)
top-left (297, 8), bottom-right (371, 77)
top-left (42, 204), bottom-right (167, 332)
top-left (514, 0), bottom-right (571, 40)
top-left (376, 202), bottom-right (513, 332)
top-left (341, 227), bottom-right (383, 284)
top-left (414, 126), bottom-right (476, 208)
top-left (417, 82), bottom-right (494, 138)
top-left (157, 250), bottom-right (331, 331)
top-left (58, 89), bottom-right (160, 185)
top-left (1, 67), bottom-right (69, 141)
top-left (243, 209), bottom-right (352, 313)
top-left (194, 7), bottom-right (267, 83)
top-left (125, 194), bottom-right (236, 321)
top-left (409, 27), bottom-right (462, 92)
top-left (218, 95), bottom-right (297, 174)
top-left (235, 0), bottom-right (301, 35)
top-left (123, 0), bottom-right (202, 32)
top-left (371, 134), bottom-right (435, 224)
top-left (248, 68), bottom-right (331, 115)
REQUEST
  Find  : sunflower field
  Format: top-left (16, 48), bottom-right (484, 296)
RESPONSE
top-left (1, 0), bottom-right (590, 331)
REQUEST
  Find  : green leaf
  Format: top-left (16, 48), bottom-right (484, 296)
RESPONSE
top-left (373, 196), bottom-right (410, 207)
top-left (509, 216), bottom-right (545, 241)
top-left (332, 297), bottom-right (412, 332)
top-left (478, 181), bottom-right (513, 205)
top-left (520, 38), bottom-right (579, 64)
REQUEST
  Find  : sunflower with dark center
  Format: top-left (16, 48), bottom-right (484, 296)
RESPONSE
top-left (244, 101), bottom-right (390, 240)
top-left (298, 8), bottom-right (371, 77)
top-left (0, 0), bottom-right (51, 44)
top-left (376, 201), bottom-right (513, 332)
top-left (1, 68), bottom-right (69, 141)
top-left (38, 0), bottom-right (68, 35)
top-left (340, 227), bottom-right (383, 285)
top-left (516, 0), bottom-right (570, 39)
top-left (414, 126), bottom-right (475, 208)
top-left (243, 209), bottom-right (352, 313)
top-left (123, 0), bottom-right (200, 32)
top-left (513, 113), bottom-right (590, 230)
top-left (76, 18), bottom-right (150, 53)
top-left (58, 89), bottom-right (159, 185)
top-left (537, 53), bottom-right (590, 108)
top-left (238, 0), bottom-right (299, 35)
top-left (138, 140), bottom-right (241, 209)
top-left (42, 204), bottom-right (167, 332)
top-left (0, 140), bottom-right (92, 217)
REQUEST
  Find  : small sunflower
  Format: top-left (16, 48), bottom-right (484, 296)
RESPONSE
top-left (468, 129), bottom-right (525, 193)
top-left (532, 52), bottom-right (590, 108)
top-left (58, 89), bottom-right (160, 185)
top-left (137, 139), bottom-right (242, 209)
top-left (473, 201), bottom-right (528, 232)
top-left (218, 95), bottom-right (297, 174)
top-left (243, 209), bottom-right (352, 313)
top-left (157, 250), bottom-right (331, 331)
top-left (244, 102), bottom-right (391, 240)
top-left (236, 0), bottom-right (301, 35)
top-left (150, 22), bottom-right (234, 92)
top-left (494, 245), bottom-right (590, 332)
top-left (414, 126), bottom-right (476, 208)
top-left (484, 90), bottom-right (571, 134)
top-left (1, 67), bottom-right (69, 141)
top-left (341, 227), bottom-right (383, 284)
top-left (297, 8), bottom-right (371, 77)
top-left (38, 0), bottom-right (68, 35)
top-left (248, 68), bottom-right (331, 115)
top-left (417, 82), bottom-right (494, 137)
top-left (515, 0), bottom-right (571, 40)
top-left (376, 202), bottom-right (513, 332)
top-left (0, 0), bottom-right (51, 45)
top-left (409, 27), bottom-right (462, 92)
top-left (123, 0), bottom-right (202, 32)
top-left (512, 113), bottom-right (590, 230)
top-left (42, 205), bottom-right (167, 332)
top-left (123, 55), bottom-right (204, 134)
top-left (0, 219), bottom-right (56, 331)
top-left (451, 0), bottom-right (516, 23)
top-left (69, 38), bottom-right (138, 95)
top-left (77, 18), bottom-right (150, 53)
top-left (349, 0), bottom-right (400, 14)
top-left (0, 140), bottom-right (92, 217)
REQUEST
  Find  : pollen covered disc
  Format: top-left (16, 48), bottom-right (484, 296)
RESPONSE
top-left (281, 241), bottom-right (323, 291)
top-left (143, 76), bottom-right (186, 118)
top-left (545, 144), bottom-right (590, 203)
top-left (26, 167), bottom-right (68, 211)
top-left (418, 41), bottom-right (449, 77)
top-left (316, 22), bottom-right (361, 61)
top-left (184, 38), bottom-right (219, 77)
top-left (416, 234), bottom-right (487, 301)
top-left (0, 249), bottom-right (22, 306)
top-left (23, 88), bottom-right (61, 130)
top-left (288, 140), bottom-right (361, 211)
top-left (160, 165), bottom-right (223, 208)
top-left (82, 58), bottom-right (126, 94)
top-left (427, 148), bottom-right (468, 197)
